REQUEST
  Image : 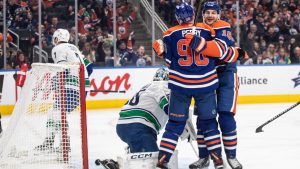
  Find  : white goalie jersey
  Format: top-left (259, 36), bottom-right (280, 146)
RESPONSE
top-left (118, 81), bottom-right (170, 133)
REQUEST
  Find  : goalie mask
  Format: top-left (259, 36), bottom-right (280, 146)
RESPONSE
top-left (52, 29), bottom-right (70, 46)
top-left (153, 68), bottom-right (169, 81)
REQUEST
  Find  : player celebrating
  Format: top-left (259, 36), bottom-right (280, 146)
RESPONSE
top-left (35, 28), bottom-right (93, 152)
top-left (152, 2), bottom-right (245, 168)
top-left (116, 68), bottom-right (173, 168)
top-left (154, 3), bottom-right (228, 169)
top-left (189, 2), bottom-right (243, 169)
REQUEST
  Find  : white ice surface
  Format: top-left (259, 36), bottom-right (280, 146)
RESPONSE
top-left (1, 103), bottom-right (299, 169)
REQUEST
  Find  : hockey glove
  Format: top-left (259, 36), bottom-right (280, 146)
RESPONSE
top-left (185, 33), bottom-right (207, 53)
top-left (152, 39), bottom-right (165, 58)
top-left (237, 47), bottom-right (246, 61)
top-left (83, 57), bottom-right (93, 76)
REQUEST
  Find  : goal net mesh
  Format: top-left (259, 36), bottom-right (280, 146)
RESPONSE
top-left (0, 63), bottom-right (88, 169)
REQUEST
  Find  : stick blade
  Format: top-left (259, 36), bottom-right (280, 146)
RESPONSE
top-left (255, 126), bottom-right (264, 133)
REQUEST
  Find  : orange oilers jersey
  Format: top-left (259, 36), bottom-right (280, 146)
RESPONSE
top-left (163, 23), bottom-right (219, 94)
top-left (211, 20), bottom-right (238, 72)
top-left (199, 21), bottom-right (239, 64)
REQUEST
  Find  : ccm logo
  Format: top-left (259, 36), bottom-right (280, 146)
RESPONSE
top-left (130, 153), bottom-right (152, 159)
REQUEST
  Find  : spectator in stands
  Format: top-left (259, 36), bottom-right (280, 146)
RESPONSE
top-left (246, 11), bottom-right (265, 37)
top-left (118, 32), bottom-right (138, 66)
top-left (95, 28), bottom-right (113, 66)
top-left (81, 42), bottom-right (95, 63)
top-left (12, 51), bottom-right (30, 69)
top-left (266, 43), bottom-right (277, 59)
top-left (50, 16), bottom-right (59, 29)
top-left (259, 51), bottom-right (273, 64)
top-left (291, 46), bottom-right (300, 64)
top-left (24, 12), bottom-right (37, 30)
top-left (136, 45), bottom-right (152, 66)
top-left (62, 5), bottom-right (75, 21)
top-left (116, 6), bottom-right (138, 41)
top-left (277, 35), bottom-right (287, 49)
top-left (248, 41), bottom-right (262, 64)
top-left (103, 41), bottom-right (114, 67)
top-left (273, 47), bottom-right (291, 64)
top-left (264, 25), bottom-right (279, 45)
top-left (243, 32), bottom-right (255, 51)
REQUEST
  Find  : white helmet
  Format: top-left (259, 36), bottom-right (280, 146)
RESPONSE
top-left (52, 28), bottom-right (70, 45)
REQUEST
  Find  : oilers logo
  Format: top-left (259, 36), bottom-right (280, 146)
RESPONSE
top-left (118, 26), bottom-right (126, 34)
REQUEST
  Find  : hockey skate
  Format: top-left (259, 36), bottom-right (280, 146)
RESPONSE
top-left (189, 156), bottom-right (210, 169)
top-left (227, 157), bottom-right (243, 169)
top-left (156, 153), bottom-right (168, 169)
top-left (210, 151), bottom-right (224, 169)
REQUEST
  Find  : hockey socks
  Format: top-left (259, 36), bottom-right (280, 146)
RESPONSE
top-left (218, 111), bottom-right (237, 158)
top-left (159, 132), bottom-right (179, 163)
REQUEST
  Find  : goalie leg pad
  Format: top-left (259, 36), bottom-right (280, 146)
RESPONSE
top-left (124, 152), bottom-right (159, 169)
top-left (116, 123), bottom-right (159, 153)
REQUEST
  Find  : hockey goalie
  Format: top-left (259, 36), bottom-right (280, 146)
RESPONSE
top-left (0, 29), bottom-right (91, 169)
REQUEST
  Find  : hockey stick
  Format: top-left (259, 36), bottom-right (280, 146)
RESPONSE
top-left (255, 101), bottom-right (300, 133)
top-left (90, 90), bottom-right (126, 93)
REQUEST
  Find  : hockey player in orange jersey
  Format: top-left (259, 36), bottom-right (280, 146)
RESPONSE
top-left (188, 2), bottom-right (243, 169)
top-left (152, 2), bottom-right (245, 169)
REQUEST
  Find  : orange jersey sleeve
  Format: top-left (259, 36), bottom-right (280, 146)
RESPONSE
top-left (201, 39), bottom-right (227, 58)
top-left (201, 40), bottom-right (239, 63)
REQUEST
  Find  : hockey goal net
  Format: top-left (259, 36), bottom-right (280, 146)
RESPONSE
top-left (0, 63), bottom-right (88, 169)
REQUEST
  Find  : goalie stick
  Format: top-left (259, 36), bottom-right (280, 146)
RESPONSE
top-left (255, 101), bottom-right (300, 133)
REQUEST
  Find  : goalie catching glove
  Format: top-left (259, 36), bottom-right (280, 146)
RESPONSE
top-left (152, 39), bottom-right (165, 58)
top-left (185, 33), bottom-right (207, 53)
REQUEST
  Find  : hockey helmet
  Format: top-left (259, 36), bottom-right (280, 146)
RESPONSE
top-left (52, 28), bottom-right (70, 45)
top-left (202, 1), bottom-right (221, 14)
top-left (175, 2), bottom-right (194, 25)
top-left (153, 68), bottom-right (169, 81)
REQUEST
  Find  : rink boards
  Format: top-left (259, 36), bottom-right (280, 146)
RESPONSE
top-left (0, 65), bottom-right (299, 115)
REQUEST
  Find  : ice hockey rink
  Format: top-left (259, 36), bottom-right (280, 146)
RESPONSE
top-left (1, 102), bottom-right (299, 169)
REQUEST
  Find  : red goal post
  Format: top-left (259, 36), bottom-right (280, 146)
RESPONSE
top-left (0, 63), bottom-right (89, 169)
